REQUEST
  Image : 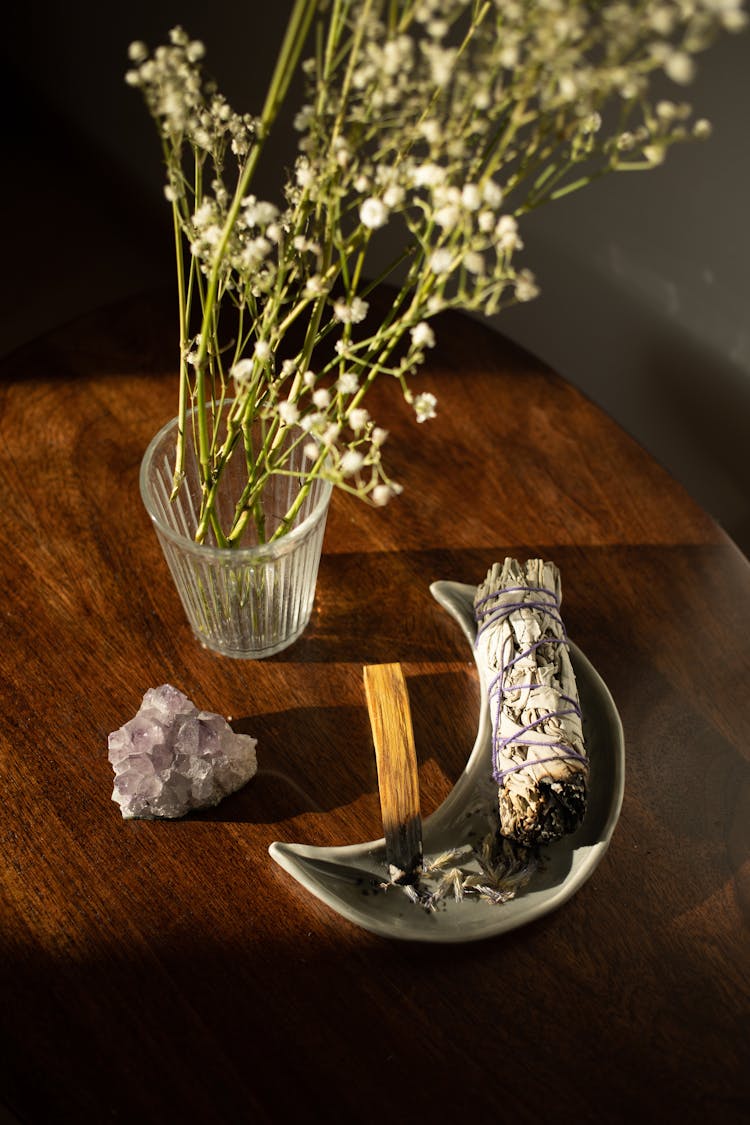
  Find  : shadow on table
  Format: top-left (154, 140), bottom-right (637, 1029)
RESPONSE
top-left (200, 666), bottom-right (478, 825)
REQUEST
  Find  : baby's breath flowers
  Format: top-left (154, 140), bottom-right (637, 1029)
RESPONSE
top-left (127, 1), bottom-right (745, 546)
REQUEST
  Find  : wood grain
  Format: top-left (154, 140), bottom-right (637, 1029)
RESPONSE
top-left (363, 662), bottom-right (422, 883)
top-left (0, 290), bottom-right (748, 1125)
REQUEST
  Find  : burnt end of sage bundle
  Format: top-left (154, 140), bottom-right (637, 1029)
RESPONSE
top-left (474, 558), bottom-right (588, 847)
top-left (500, 772), bottom-right (587, 847)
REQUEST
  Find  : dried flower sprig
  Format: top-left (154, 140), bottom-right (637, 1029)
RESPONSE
top-left (127, 0), bottom-right (745, 546)
top-left (413, 833), bottom-right (538, 910)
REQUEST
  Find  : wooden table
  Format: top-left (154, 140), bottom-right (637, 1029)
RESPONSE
top-left (1, 293), bottom-right (748, 1124)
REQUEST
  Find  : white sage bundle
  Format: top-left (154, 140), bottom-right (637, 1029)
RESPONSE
top-left (474, 559), bottom-right (588, 846)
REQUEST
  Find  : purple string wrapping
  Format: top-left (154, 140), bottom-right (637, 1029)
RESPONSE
top-left (475, 583), bottom-right (588, 787)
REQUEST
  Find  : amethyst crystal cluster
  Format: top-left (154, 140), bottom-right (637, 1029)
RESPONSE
top-left (108, 684), bottom-right (257, 819)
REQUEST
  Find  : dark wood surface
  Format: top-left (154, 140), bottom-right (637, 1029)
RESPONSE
top-left (1, 292), bottom-right (748, 1124)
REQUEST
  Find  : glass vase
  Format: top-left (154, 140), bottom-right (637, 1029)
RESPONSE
top-left (140, 405), bottom-right (332, 658)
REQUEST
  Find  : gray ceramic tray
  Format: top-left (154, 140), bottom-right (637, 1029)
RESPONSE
top-left (270, 580), bottom-right (625, 943)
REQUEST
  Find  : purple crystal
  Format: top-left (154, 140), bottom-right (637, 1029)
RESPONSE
top-left (108, 684), bottom-right (258, 819)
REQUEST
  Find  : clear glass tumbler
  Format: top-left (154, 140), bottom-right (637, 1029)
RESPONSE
top-left (140, 405), bottom-right (332, 658)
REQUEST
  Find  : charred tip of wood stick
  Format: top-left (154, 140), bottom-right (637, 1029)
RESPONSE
top-left (383, 815), bottom-right (423, 886)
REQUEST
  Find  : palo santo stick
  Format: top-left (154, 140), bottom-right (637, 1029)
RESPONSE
top-left (363, 662), bottom-right (423, 886)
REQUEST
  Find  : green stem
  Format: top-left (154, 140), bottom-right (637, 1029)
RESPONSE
top-left (190, 0), bottom-right (319, 542)
top-left (170, 197), bottom-right (190, 498)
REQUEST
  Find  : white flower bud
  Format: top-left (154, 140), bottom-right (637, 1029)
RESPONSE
top-left (337, 372), bottom-right (359, 395)
top-left (514, 269), bottom-right (540, 302)
top-left (482, 179), bottom-right (504, 209)
top-left (411, 322), bottom-right (435, 349)
top-left (665, 51), bottom-right (695, 85)
top-left (434, 204), bottom-right (459, 232)
top-left (128, 41), bottom-right (148, 63)
top-left (428, 249), bottom-right (453, 275)
top-left (461, 184), bottom-right (482, 211)
top-left (278, 399), bottom-right (299, 425)
top-left (359, 198), bottom-right (389, 230)
top-left (340, 450), bottom-right (364, 476)
top-left (383, 184), bottom-right (405, 209)
top-left (230, 359), bottom-right (254, 386)
top-left (349, 408), bottom-right (369, 432)
top-left (372, 484), bottom-right (393, 506)
top-left (414, 392), bottom-right (437, 422)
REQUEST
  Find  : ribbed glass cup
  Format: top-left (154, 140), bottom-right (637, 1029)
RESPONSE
top-left (140, 405), bottom-right (332, 658)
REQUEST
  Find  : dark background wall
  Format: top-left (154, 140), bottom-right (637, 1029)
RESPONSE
top-left (3, 2), bottom-right (749, 553)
